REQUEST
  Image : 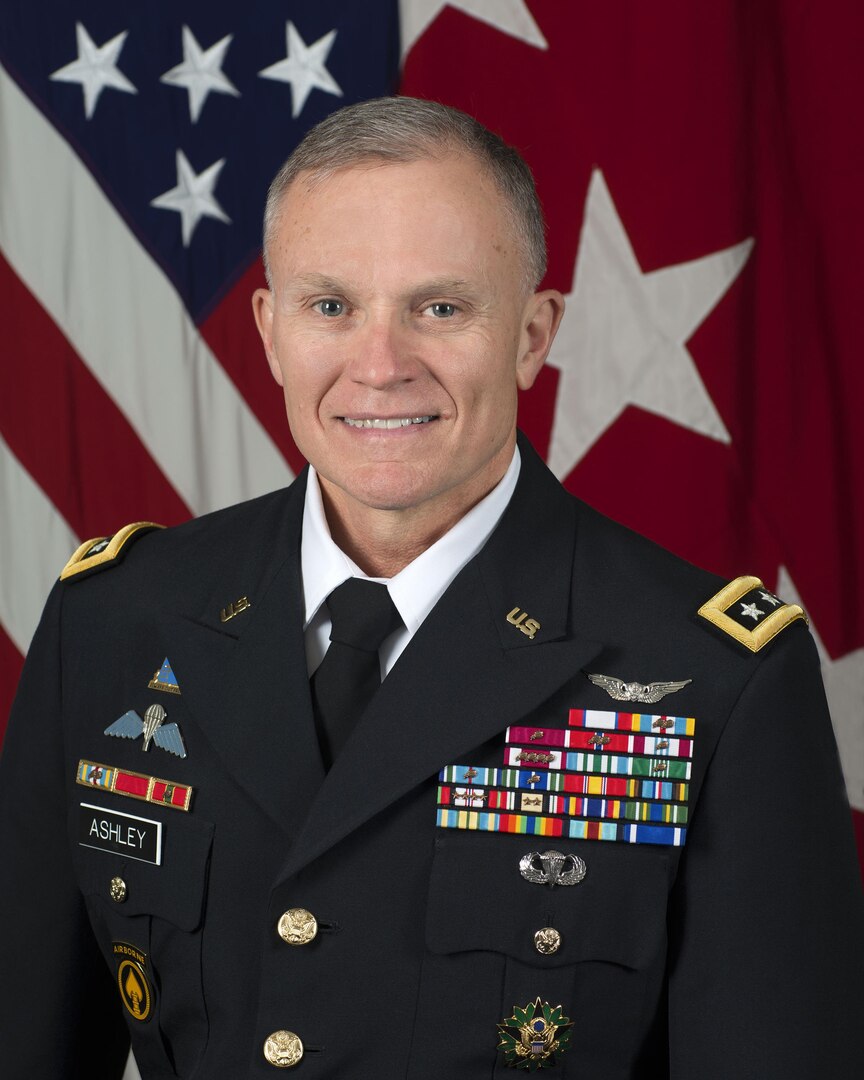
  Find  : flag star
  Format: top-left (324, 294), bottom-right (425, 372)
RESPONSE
top-left (160, 26), bottom-right (240, 123)
top-left (776, 568), bottom-right (864, 812)
top-left (150, 151), bottom-right (231, 247)
top-left (740, 603), bottom-right (765, 621)
top-left (760, 590), bottom-right (781, 606)
top-left (258, 21), bottom-right (342, 119)
top-left (546, 170), bottom-right (753, 481)
top-left (49, 22), bottom-right (137, 120)
top-left (399, 0), bottom-right (547, 58)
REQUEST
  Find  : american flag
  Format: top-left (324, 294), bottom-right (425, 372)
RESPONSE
top-left (2, 0), bottom-right (861, 855)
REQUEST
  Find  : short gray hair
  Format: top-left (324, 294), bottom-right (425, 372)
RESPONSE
top-left (262, 96), bottom-right (547, 291)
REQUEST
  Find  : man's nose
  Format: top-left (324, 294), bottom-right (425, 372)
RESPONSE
top-left (346, 311), bottom-right (415, 389)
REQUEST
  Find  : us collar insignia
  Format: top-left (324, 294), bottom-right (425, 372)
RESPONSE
top-left (506, 607), bottom-right (540, 640)
top-left (104, 704), bottom-right (187, 758)
top-left (220, 595), bottom-right (251, 623)
top-left (148, 657), bottom-right (181, 695)
top-left (587, 673), bottom-right (692, 703)
top-left (497, 998), bottom-right (572, 1070)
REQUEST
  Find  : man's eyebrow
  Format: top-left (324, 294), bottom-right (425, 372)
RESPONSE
top-left (284, 273), bottom-right (350, 293)
top-left (283, 275), bottom-right (482, 301)
top-left (410, 279), bottom-right (475, 296)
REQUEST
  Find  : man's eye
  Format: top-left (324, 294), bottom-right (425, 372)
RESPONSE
top-left (426, 302), bottom-right (457, 318)
top-left (314, 299), bottom-right (344, 316)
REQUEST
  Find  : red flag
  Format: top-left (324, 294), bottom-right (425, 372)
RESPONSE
top-left (401, 0), bottom-right (863, 858)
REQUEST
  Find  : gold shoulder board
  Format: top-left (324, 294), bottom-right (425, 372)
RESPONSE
top-left (60, 522), bottom-right (164, 582)
top-left (697, 575), bottom-right (807, 653)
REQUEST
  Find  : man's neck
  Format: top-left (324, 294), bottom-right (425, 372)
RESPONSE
top-left (318, 496), bottom-right (475, 579)
top-left (317, 465), bottom-right (513, 579)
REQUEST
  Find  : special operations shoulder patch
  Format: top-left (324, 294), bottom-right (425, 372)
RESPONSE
top-left (59, 522), bottom-right (163, 582)
top-left (113, 942), bottom-right (154, 1023)
top-left (697, 575), bottom-right (807, 653)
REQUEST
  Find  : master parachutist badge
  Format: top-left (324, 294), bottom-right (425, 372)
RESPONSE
top-left (497, 998), bottom-right (572, 1070)
top-left (519, 850), bottom-right (586, 888)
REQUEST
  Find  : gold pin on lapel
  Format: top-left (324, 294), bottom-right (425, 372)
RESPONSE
top-left (220, 596), bottom-right (251, 623)
top-left (506, 607), bottom-right (541, 640)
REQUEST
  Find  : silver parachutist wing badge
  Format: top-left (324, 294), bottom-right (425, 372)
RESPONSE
top-left (519, 850), bottom-right (587, 888)
top-left (587, 673), bottom-right (692, 704)
top-left (104, 704), bottom-right (187, 758)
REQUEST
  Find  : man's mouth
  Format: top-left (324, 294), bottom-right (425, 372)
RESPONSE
top-left (341, 416), bottom-right (436, 429)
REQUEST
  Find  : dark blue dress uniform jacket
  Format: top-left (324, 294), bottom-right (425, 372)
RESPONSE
top-left (1, 437), bottom-right (862, 1079)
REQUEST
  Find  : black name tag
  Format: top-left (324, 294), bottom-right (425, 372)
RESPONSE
top-left (79, 803), bottom-right (162, 865)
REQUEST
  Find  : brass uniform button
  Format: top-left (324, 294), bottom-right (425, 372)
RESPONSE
top-left (277, 908), bottom-right (318, 946)
top-left (109, 876), bottom-right (127, 903)
top-left (534, 926), bottom-right (561, 955)
top-left (263, 1030), bottom-right (304, 1068)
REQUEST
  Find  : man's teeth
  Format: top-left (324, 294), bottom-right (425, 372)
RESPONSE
top-left (342, 416), bottom-right (433, 429)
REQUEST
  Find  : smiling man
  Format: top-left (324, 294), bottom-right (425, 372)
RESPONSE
top-left (1, 98), bottom-right (862, 1079)
top-left (252, 127), bottom-right (561, 576)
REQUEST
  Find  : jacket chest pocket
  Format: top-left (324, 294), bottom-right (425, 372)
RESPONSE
top-left (75, 808), bottom-right (214, 1078)
top-left (408, 830), bottom-right (671, 1079)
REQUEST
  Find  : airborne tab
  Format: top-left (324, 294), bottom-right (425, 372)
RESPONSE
top-left (697, 575), bottom-right (806, 653)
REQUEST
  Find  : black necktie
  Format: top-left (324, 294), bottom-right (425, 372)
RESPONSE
top-left (310, 578), bottom-right (402, 768)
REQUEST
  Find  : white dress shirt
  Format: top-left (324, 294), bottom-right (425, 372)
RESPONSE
top-left (301, 447), bottom-right (521, 678)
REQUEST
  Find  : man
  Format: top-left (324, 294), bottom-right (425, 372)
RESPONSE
top-left (1, 97), bottom-right (862, 1079)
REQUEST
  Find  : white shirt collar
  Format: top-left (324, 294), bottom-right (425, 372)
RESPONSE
top-left (301, 446), bottom-right (521, 634)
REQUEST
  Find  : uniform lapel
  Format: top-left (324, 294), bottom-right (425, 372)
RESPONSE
top-left (279, 440), bottom-right (603, 880)
top-left (165, 474), bottom-right (325, 834)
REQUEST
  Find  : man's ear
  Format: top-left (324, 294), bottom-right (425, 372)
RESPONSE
top-left (252, 287), bottom-right (283, 387)
top-left (516, 289), bottom-right (566, 391)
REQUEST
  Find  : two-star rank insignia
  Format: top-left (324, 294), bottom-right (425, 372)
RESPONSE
top-left (698, 575), bottom-right (806, 652)
top-left (59, 522), bottom-right (163, 581)
top-left (104, 704), bottom-right (187, 758)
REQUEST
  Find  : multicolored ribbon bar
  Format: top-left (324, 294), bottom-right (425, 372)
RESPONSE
top-left (435, 808), bottom-right (686, 847)
top-left (503, 747), bottom-right (692, 779)
top-left (438, 764), bottom-right (691, 793)
top-left (568, 709), bottom-right (695, 737)
top-left (438, 707), bottom-right (696, 849)
top-left (507, 725), bottom-right (692, 758)
top-left (76, 759), bottom-right (192, 811)
top-left (438, 786), bottom-right (688, 824)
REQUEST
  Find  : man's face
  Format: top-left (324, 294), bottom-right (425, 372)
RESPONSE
top-left (254, 154), bottom-right (562, 533)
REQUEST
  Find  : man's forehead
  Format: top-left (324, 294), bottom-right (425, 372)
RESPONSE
top-left (281, 151), bottom-right (495, 211)
top-left (267, 152), bottom-right (526, 294)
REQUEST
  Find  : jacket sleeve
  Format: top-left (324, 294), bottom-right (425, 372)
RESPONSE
top-left (667, 623), bottom-right (864, 1078)
top-left (0, 583), bottom-right (129, 1079)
